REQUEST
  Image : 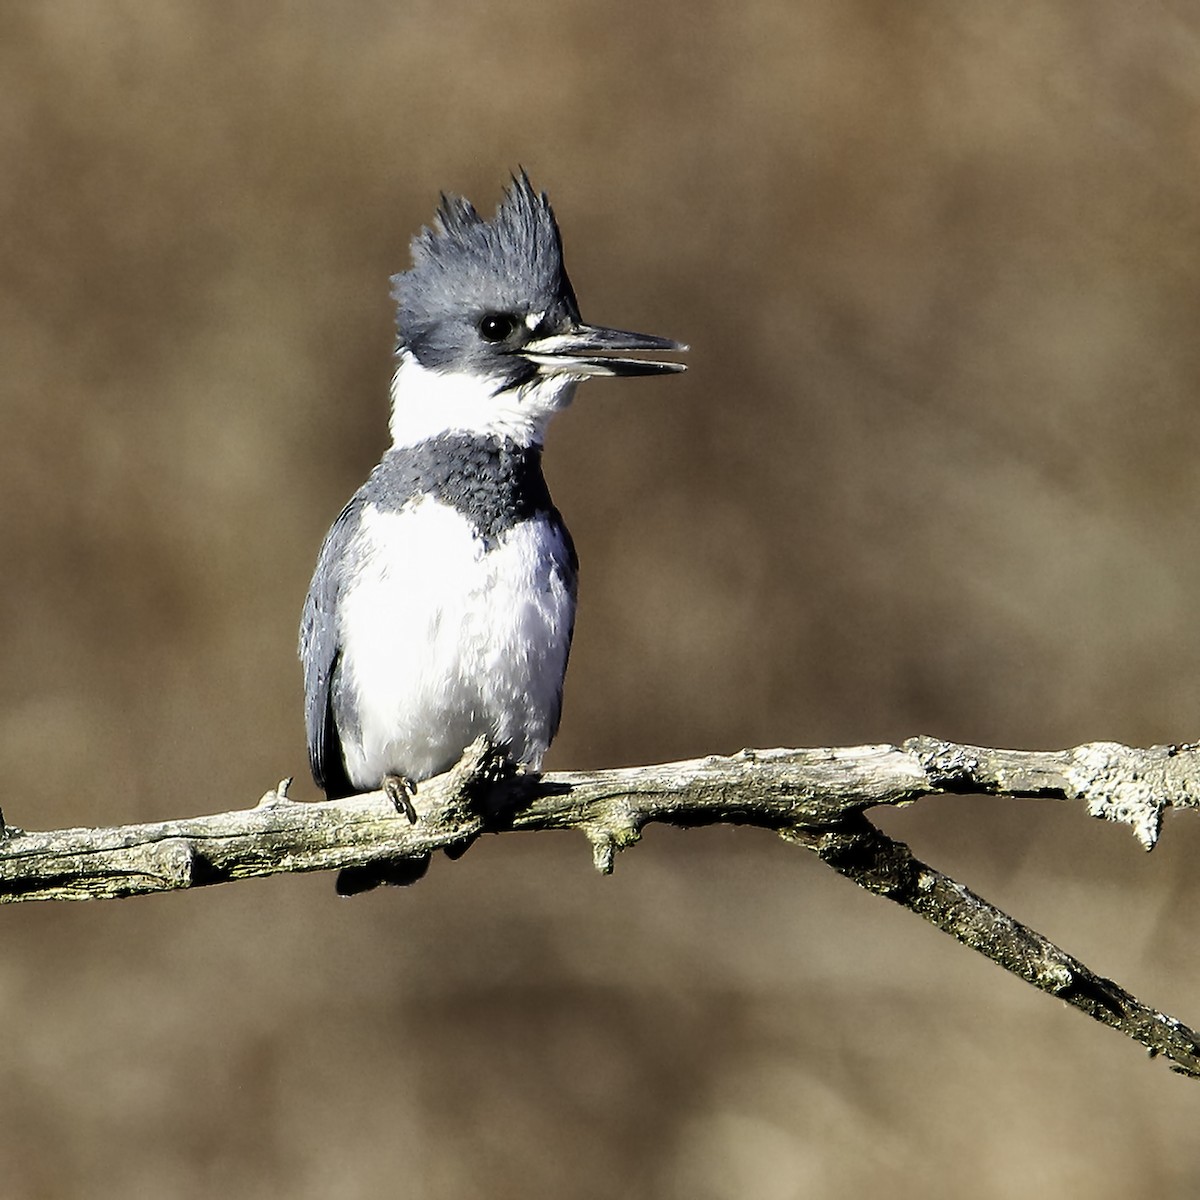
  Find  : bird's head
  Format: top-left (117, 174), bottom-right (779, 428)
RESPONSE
top-left (387, 173), bottom-right (686, 448)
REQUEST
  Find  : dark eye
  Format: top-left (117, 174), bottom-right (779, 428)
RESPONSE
top-left (478, 312), bottom-right (520, 343)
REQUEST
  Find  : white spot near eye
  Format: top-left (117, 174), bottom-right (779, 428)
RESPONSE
top-left (525, 310), bottom-right (545, 331)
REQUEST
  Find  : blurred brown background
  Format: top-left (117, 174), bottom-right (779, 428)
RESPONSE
top-left (4, 2), bottom-right (1200, 1196)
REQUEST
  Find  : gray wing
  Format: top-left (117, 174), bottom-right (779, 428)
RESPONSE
top-left (299, 494), bottom-right (365, 798)
top-left (544, 505), bottom-right (579, 745)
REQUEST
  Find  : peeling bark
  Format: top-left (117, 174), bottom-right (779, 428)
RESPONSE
top-left (3, 736), bottom-right (1198, 1077)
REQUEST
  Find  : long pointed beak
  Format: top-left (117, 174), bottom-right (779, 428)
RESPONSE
top-left (520, 322), bottom-right (687, 378)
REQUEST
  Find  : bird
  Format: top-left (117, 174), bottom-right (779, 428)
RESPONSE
top-left (298, 172), bottom-right (686, 892)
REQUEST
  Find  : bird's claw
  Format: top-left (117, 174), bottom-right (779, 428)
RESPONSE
top-left (383, 774), bottom-right (419, 823)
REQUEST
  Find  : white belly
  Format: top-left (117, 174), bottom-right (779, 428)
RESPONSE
top-left (335, 497), bottom-right (575, 786)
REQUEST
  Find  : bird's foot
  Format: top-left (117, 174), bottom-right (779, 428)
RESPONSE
top-left (382, 773), bottom-right (419, 823)
top-left (335, 774), bottom-right (423, 893)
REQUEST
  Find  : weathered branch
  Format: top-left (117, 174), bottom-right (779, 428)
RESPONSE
top-left (3, 736), bottom-right (1199, 1077)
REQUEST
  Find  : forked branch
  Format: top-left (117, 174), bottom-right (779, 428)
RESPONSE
top-left (2, 735), bottom-right (1198, 1076)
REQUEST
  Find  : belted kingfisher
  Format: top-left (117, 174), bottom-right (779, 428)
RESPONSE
top-left (299, 173), bottom-right (685, 887)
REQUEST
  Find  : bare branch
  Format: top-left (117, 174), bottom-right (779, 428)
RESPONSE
top-left (3, 736), bottom-right (1199, 1077)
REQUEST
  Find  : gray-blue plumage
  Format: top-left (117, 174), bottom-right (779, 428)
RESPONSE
top-left (299, 173), bottom-right (685, 838)
top-left (300, 432), bottom-right (576, 799)
top-left (393, 180), bottom-right (579, 385)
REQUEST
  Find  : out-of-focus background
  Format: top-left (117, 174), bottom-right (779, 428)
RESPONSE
top-left (4, 2), bottom-right (1200, 1195)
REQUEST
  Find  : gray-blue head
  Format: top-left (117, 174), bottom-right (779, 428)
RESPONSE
top-left (386, 174), bottom-right (685, 447)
